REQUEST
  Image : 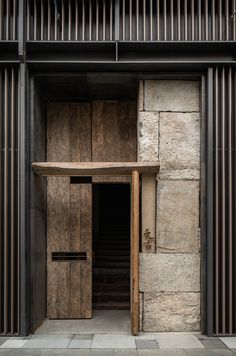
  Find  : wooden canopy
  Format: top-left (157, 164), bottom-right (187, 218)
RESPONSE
top-left (32, 162), bottom-right (159, 176)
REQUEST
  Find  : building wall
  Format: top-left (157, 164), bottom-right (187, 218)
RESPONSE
top-left (138, 80), bottom-right (201, 332)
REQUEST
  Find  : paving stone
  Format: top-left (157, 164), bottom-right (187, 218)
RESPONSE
top-left (135, 340), bottom-right (159, 349)
top-left (0, 340), bottom-right (8, 347)
top-left (0, 349), bottom-right (43, 356)
top-left (90, 350), bottom-right (114, 356)
top-left (91, 334), bottom-right (135, 349)
top-left (0, 340), bottom-right (27, 348)
top-left (156, 335), bottom-right (203, 349)
top-left (140, 253), bottom-right (200, 292)
top-left (135, 335), bottom-right (157, 340)
top-left (114, 350), bottom-right (137, 356)
top-left (185, 350), bottom-right (235, 356)
top-left (42, 350), bottom-right (89, 356)
top-left (144, 80), bottom-right (200, 112)
top-left (138, 350), bottom-right (187, 356)
top-left (72, 334), bottom-right (94, 339)
top-left (220, 338), bottom-right (236, 349)
top-left (23, 335), bottom-right (71, 349)
top-left (200, 339), bottom-right (227, 349)
top-left (68, 339), bottom-right (92, 348)
top-left (156, 180), bottom-right (200, 254)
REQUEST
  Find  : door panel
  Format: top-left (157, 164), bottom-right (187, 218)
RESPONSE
top-left (92, 101), bottom-right (137, 183)
top-left (131, 171), bottom-right (140, 335)
top-left (47, 103), bottom-right (92, 318)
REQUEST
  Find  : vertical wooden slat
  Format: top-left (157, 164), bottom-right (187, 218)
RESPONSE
top-left (233, 0), bottom-right (236, 41)
top-left (95, 0), bottom-right (99, 41)
top-left (0, 0), bottom-right (2, 40)
top-left (122, 0), bottom-right (125, 40)
top-left (0, 70), bottom-right (2, 334)
top-left (6, 0), bottom-right (9, 40)
top-left (163, 0), bottom-right (167, 40)
top-left (54, 0), bottom-right (57, 41)
top-left (89, 0), bottom-right (92, 41)
top-left (198, 0), bottom-right (201, 40)
top-left (131, 171), bottom-right (139, 336)
top-left (150, 0), bottom-right (153, 40)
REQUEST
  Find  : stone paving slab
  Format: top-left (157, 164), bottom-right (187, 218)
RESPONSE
top-left (0, 349), bottom-right (43, 356)
top-left (0, 340), bottom-right (28, 348)
top-left (23, 335), bottom-right (71, 349)
top-left (42, 350), bottom-right (89, 356)
top-left (135, 340), bottom-right (159, 349)
top-left (185, 350), bottom-right (235, 356)
top-left (137, 350), bottom-right (187, 356)
top-left (91, 335), bottom-right (136, 349)
top-left (199, 339), bottom-right (227, 349)
top-left (90, 349), bottom-right (114, 356)
top-left (220, 338), bottom-right (236, 349)
top-left (114, 350), bottom-right (138, 356)
top-left (68, 339), bottom-right (92, 349)
top-left (156, 335), bottom-right (204, 349)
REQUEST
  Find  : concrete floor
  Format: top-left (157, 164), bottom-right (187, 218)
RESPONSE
top-left (35, 310), bottom-right (130, 335)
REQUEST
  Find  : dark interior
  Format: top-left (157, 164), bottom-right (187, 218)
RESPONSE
top-left (92, 184), bottom-right (130, 310)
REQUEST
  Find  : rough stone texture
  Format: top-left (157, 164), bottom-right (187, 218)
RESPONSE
top-left (159, 112), bottom-right (200, 179)
top-left (138, 80), bottom-right (144, 111)
top-left (139, 253), bottom-right (200, 292)
top-left (143, 292), bottom-right (200, 332)
top-left (156, 180), bottom-right (200, 253)
top-left (138, 111), bottom-right (159, 161)
top-left (144, 80), bottom-right (200, 112)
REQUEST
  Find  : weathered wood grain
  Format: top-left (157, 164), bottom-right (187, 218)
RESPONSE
top-left (131, 171), bottom-right (140, 335)
top-left (33, 161), bottom-right (159, 176)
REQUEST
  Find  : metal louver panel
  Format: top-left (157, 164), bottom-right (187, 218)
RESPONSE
top-left (26, 0), bottom-right (115, 41)
top-left (0, 67), bottom-right (19, 336)
top-left (213, 66), bottom-right (236, 335)
top-left (0, 0), bottom-right (18, 40)
top-left (26, 0), bottom-right (236, 41)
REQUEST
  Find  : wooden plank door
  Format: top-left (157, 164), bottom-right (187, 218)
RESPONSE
top-left (47, 103), bottom-right (92, 319)
top-left (131, 171), bottom-right (140, 335)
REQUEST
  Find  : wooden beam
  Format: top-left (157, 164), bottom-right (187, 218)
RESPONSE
top-left (32, 162), bottom-right (159, 176)
top-left (131, 170), bottom-right (140, 335)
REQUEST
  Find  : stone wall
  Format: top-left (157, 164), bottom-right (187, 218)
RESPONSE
top-left (138, 80), bottom-right (201, 332)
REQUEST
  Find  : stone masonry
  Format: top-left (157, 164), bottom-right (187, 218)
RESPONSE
top-left (138, 80), bottom-right (200, 332)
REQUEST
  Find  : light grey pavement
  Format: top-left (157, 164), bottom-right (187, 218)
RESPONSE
top-left (0, 334), bottom-right (236, 355)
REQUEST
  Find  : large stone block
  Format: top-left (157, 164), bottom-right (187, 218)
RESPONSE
top-left (156, 180), bottom-right (200, 253)
top-left (139, 253), bottom-right (200, 292)
top-left (138, 111), bottom-right (159, 161)
top-left (143, 292), bottom-right (200, 332)
top-left (144, 80), bottom-right (200, 112)
top-left (159, 112), bottom-right (200, 179)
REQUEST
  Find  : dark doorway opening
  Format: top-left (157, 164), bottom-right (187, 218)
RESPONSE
top-left (92, 184), bottom-right (130, 311)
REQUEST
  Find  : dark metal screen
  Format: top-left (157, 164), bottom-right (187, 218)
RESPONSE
top-left (0, 0), bottom-right (18, 40)
top-left (0, 67), bottom-right (19, 335)
top-left (25, 0), bottom-right (236, 41)
top-left (213, 66), bottom-right (236, 335)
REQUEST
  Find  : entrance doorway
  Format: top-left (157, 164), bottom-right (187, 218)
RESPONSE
top-left (92, 184), bottom-right (130, 311)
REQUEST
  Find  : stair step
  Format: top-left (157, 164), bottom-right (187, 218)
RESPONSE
top-left (96, 250), bottom-right (130, 256)
top-left (95, 261), bottom-right (130, 268)
top-left (93, 302), bottom-right (130, 310)
top-left (93, 293), bottom-right (130, 304)
top-left (95, 255), bottom-right (129, 262)
top-left (93, 283), bottom-right (130, 292)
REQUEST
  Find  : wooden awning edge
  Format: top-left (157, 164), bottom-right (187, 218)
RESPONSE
top-left (32, 162), bottom-right (160, 176)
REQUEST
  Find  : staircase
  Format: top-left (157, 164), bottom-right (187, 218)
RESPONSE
top-left (92, 194), bottom-right (130, 310)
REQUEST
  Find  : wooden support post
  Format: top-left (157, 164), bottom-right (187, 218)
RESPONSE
top-left (131, 170), bottom-right (140, 335)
